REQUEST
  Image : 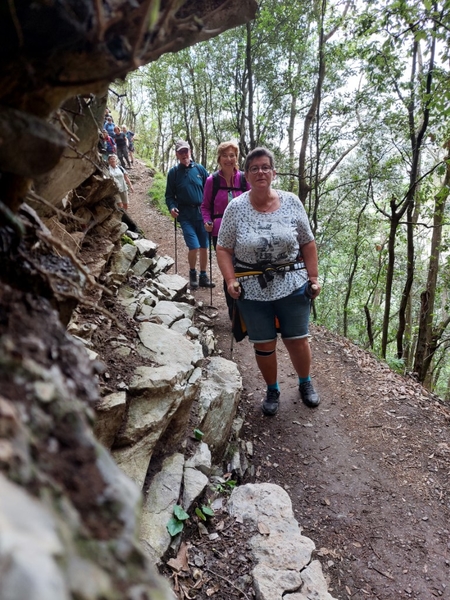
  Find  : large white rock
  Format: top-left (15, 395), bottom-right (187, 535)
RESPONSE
top-left (117, 364), bottom-right (192, 446)
top-left (93, 391), bottom-right (126, 449)
top-left (151, 301), bottom-right (185, 327)
top-left (113, 365), bottom-right (202, 488)
top-left (135, 238), bottom-right (158, 256)
top-left (185, 441), bottom-right (212, 476)
top-left (110, 243), bottom-right (138, 276)
top-left (197, 356), bottom-right (242, 460)
top-left (182, 467), bottom-right (209, 511)
top-left (228, 483), bottom-right (337, 600)
top-left (140, 453), bottom-right (185, 564)
top-left (0, 474), bottom-right (69, 600)
top-left (156, 273), bottom-right (188, 295)
top-left (132, 256), bottom-right (154, 276)
top-left (137, 322), bottom-right (204, 368)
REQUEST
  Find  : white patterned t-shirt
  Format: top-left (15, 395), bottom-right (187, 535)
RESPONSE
top-left (217, 190), bottom-right (314, 301)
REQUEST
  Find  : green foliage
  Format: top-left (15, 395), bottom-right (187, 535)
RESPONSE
top-left (167, 505), bottom-right (189, 537)
top-left (195, 504), bottom-right (215, 522)
top-left (193, 428), bottom-right (204, 441)
top-left (386, 356), bottom-right (406, 375)
top-left (121, 234), bottom-right (135, 246)
top-left (147, 172), bottom-right (170, 216)
top-left (211, 479), bottom-right (237, 495)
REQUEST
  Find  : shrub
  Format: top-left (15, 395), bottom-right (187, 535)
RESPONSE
top-left (147, 171), bottom-right (170, 216)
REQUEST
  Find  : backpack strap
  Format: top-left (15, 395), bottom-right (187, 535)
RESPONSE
top-left (239, 171), bottom-right (247, 193)
top-left (211, 171), bottom-right (220, 221)
top-left (211, 171), bottom-right (247, 220)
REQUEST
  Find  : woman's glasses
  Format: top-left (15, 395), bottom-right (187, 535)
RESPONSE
top-left (248, 165), bottom-right (273, 174)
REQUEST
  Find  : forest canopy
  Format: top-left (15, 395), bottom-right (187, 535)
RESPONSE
top-left (111, 0), bottom-right (450, 398)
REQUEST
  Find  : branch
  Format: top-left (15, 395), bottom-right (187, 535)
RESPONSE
top-left (318, 139), bottom-right (361, 184)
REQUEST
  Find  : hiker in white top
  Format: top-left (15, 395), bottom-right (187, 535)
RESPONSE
top-left (217, 146), bottom-right (321, 416)
top-left (108, 154), bottom-right (133, 210)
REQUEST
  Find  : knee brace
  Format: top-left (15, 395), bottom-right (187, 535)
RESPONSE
top-left (254, 349), bottom-right (275, 357)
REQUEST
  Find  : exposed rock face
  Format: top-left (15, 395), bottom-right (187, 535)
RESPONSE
top-left (0, 283), bottom-right (174, 599)
top-left (0, 2), bottom-right (260, 593)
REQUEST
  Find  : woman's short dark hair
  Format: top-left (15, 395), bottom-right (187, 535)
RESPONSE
top-left (244, 147), bottom-right (275, 172)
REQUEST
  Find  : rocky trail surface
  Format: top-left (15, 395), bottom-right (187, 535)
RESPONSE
top-left (120, 160), bottom-right (450, 600)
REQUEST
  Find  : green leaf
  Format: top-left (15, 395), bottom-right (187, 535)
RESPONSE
top-left (195, 507), bottom-right (206, 521)
top-left (173, 505), bottom-right (189, 521)
top-left (193, 428), bottom-right (204, 441)
top-left (202, 505), bottom-right (215, 517)
top-left (167, 517), bottom-right (184, 537)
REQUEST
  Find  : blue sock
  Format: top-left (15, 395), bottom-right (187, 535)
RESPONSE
top-left (200, 271), bottom-right (207, 276)
top-left (268, 382), bottom-right (279, 391)
top-left (299, 376), bottom-right (311, 385)
top-left (190, 268), bottom-right (196, 273)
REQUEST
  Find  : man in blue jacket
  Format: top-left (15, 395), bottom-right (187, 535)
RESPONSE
top-left (165, 140), bottom-right (215, 289)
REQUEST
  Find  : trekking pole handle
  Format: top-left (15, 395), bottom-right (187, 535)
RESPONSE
top-left (231, 281), bottom-right (243, 299)
top-left (306, 281), bottom-right (319, 299)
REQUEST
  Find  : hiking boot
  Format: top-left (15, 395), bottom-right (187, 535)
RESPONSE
top-left (262, 388), bottom-right (280, 416)
top-left (189, 270), bottom-right (199, 289)
top-left (199, 274), bottom-right (215, 288)
top-left (299, 381), bottom-right (320, 408)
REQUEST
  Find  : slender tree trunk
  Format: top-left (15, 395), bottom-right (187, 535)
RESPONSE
top-left (381, 203), bottom-right (400, 358)
top-left (396, 24), bottom-right (435, 358)
top-left (413, 147), bottom-right (450, 382)
top-left (343, 194), bottom-right (369, 337)
top-left (287, 91), bottom-right (297, 193)
top-left (246, 22), bottom-right (255, 149)
top-left (297, 0), bottom-right (351, 205)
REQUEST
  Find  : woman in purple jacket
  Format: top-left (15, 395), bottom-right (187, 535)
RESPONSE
top-left (202, 141), bottom-right (250, 249)
top-left (202, 141), bottom-right (250, 316)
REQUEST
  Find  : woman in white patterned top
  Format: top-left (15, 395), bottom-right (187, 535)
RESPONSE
top-left (217, 147), bottom-right (321, 416)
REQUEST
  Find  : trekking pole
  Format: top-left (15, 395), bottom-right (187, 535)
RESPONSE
top-left (229, 282), bottom-right (240, 358)
top-left (174, 217), bottom-right (178, 273)
top-left (230, 300), bottom-right (236, 358)
top-left (208, 232), bottom-right (213, 306)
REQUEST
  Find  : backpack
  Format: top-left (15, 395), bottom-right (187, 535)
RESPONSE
top-left (210, 170), bottom-right (247, 220)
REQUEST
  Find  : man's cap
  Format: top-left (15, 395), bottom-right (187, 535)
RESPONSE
top-left (175, 140), bottom-right (190, 152)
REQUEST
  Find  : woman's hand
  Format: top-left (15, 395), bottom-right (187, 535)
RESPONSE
top-left (227, 280), bottom-right (241, 299)
top-left (204, 221), bottom-right (213, 233)
top-left (308, 277), bottom-right (321, 299)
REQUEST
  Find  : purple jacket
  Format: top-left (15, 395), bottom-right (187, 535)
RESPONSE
top-left (201, 170), bottom-right (250, 237)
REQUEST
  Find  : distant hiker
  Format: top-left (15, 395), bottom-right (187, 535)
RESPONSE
top-left (122, 125), bottom-right (135, 165)
top-left (113, 126), bottom-right (132, 170)
top-left (103, 115), bottom-right (115, 136)
top-left (165, 139), bottom-right (215, 289)
top-left (108, 154), bottom-right (133, 210)
top-left (102, 129), bottom-right (116, 157)
top-left (216, 147), bottom-right (321, 416)
top-left (98, 131), bottom-right (108, 162)
top-left (201, 140), bottom-right (250, 248)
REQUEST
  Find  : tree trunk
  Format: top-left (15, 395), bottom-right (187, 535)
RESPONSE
top-left (246, 22), bottom-right (255, 150)
top-left (343, 195), bottom-right (368, 337)
top-left (413, 148), bottom-right (450, 382)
